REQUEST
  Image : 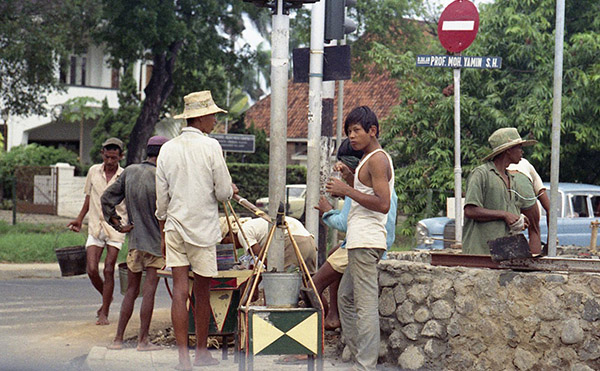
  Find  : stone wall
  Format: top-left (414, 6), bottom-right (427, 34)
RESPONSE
top-left (376, 258), bottom-right (600, 370)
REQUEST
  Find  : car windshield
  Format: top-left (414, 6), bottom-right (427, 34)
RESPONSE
top-left (286, 186), bottom-right (305, 198)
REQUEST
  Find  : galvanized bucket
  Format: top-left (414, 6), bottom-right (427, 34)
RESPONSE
top-left (262, 272), bottom-right (302, 308)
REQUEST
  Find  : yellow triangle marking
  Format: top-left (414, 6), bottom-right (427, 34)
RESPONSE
top-left (209, 290), bottom-right (232, 333)
top-left (285, 313), bottom-right (319, 354)
top-left (252, 313), bottom-right (284, 354)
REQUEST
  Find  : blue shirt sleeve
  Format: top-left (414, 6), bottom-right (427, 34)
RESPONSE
top-left (321, 197), bottom-right (351, 232)
top-left (385, 190), bottom-right (398, 250)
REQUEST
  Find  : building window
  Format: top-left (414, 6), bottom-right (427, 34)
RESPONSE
top-left (69, 56), bottom-right (77, 85)
top-left (80, 57), bottom-right (86, 86)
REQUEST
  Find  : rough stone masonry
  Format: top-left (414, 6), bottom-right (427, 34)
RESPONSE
top-left (373, 254), bottom-right (600, 371)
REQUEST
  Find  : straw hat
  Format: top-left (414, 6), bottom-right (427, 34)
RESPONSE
top-left (482, 127), bottom-right (536, 161)
top-left (219, 216), bottom-right (251, 239)
top-left (173, 91), bottom-right (227, 120)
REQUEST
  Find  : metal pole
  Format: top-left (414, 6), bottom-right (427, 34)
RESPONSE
top-left (319, 79), bottom-right (335, 267)
top-left (306, 0), bottom-right (325, 245)
top-left (453, 67), bottom-right (462, 246)
top-left (267, 0), bottom-right (289, 272)
top-left (548, 0), bottom-right (565, 257)
top-left (336, 38), bottom-right (346, 150)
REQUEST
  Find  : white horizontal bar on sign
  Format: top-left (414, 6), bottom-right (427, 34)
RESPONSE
top-left (442, 21), bottom-right (475, 31)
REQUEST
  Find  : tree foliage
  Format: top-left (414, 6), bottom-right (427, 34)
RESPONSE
top-left (0, 0), bottom-right (100, 117)
top-left (376, 0), bottom-right (600, 235)
top-left (95, 0), bottom-right (265, 164)
top-left (89, 65), bottom-right (140, 163)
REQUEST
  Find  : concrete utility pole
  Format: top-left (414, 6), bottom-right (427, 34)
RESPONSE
top-left (267, 0), bottom-right (289, 272)
top-left (548, 0), bottom-right (565, 257)
top-left (319, 78), bottom-right (335, 266)
top-left (305, 0), bottom-right (325, 248)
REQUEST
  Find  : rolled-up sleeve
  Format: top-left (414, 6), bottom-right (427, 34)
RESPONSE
top-left (155, 157), bottom-right (169, 221)
top-left (101, 173), bottom-right (126, 223)
top-left (322, 197), bottom-right (351, 232)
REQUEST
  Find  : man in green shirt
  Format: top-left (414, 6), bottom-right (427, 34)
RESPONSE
top-left (462, 127), bottom-right (537, 255)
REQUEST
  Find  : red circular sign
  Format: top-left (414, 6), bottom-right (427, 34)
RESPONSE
top-left (437, 0), bottom-right (479, 53)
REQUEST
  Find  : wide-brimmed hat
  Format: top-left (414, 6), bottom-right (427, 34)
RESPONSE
top-left (482, 127), bottom-right (537, 161)
top-left (173, 91), bottom-right (227, 120)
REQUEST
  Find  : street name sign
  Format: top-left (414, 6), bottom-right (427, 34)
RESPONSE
top-left (416, 55), bottom-right (502, 69)
top-left (209, 133), bottom-right (255, 153)
top-left (438, 0), bottom-right (479, 53)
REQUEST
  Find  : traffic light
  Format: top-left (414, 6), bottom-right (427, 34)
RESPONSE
top-left (324, 0), bottom-right (357, 42)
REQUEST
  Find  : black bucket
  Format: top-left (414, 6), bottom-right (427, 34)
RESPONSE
top-left (55, 245), bottom-right (87, 277)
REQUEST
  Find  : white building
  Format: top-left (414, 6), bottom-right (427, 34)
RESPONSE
top-left (4, 44), bottom-right (152, 163)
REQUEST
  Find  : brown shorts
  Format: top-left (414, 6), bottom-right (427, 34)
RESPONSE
top-left (284, 235), bottom-right (317, 274)
top-left (126, 249), bottom-right (164, 273)
top-left (165, 229), bottom-right (217, 277)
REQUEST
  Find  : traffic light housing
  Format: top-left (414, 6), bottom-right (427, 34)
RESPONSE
top-left (324, 0), bottom-right (357, 42)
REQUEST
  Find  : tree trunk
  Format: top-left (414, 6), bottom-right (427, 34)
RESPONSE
top-left (126, 41), bottom-right (182, 165)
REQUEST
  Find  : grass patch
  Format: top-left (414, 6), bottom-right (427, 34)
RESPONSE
top-left (0, 221), bottom-right (128, 263)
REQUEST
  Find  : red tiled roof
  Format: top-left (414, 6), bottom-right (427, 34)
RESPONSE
top-left (244, 70), bottom-right (400, 139)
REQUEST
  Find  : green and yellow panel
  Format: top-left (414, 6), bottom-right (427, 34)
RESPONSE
top-left (246, 307), bottom-right (323, 356)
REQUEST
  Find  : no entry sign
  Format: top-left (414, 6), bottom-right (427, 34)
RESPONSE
top-left (438, 0), bottom-right (479, 53)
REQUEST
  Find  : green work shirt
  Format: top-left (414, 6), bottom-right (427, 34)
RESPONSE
top-left (462, 161), bottom-right (521, 255)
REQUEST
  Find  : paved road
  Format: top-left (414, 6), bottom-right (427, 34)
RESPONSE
top-left (0, 275), bottom-right (173, 370)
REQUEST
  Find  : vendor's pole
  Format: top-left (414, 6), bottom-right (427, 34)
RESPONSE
top-left (548, 0), bottom-right (565, 257)
top-left (268, 0), bottom-right (289, 271)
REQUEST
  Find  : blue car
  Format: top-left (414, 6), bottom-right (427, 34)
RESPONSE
top-left (415, 182), bottom-right (600, 249)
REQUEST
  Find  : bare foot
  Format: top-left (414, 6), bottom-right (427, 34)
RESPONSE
top-left (137, 343), bottom-right (162, 351)
top-left (96, 314), bottom-right (110, 325)
top-left (324, 317), bottom-right (341, 331)
top-left (96, 307), bottom-right (102, 318)
top-left (107, 341), bottom-right (123, 350)
top-left (193, 354), bottom-right (219, 367)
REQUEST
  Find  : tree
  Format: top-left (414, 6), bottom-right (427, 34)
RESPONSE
top-left (95, 0), bottom-right (266, 165)
top-left (0, 0), bottom-right (100, 117)
top-left (89, 65), bottom-right (140, 163)
top-left (59, 97), bottom-right (102, 164)
top-left (376, 0), bottom-right (600, 234)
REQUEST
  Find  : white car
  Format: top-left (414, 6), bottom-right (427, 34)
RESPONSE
top-left (255, 184), bottom-right (307, 221)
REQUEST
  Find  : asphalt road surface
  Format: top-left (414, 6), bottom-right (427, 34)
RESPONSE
top-left (0, 275), bottom-right (173, 370)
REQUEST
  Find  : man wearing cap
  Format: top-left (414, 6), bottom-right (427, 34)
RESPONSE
top-left (462, 127), bottom-right (537, 255)
top-left (101, 136), bottom-right (169, 351)
top-left (156, 91), bottom-right (237, 369)
top-left (68, 137), bottom-right (127, 325)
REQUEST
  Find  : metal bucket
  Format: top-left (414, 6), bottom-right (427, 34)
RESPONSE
top-left (54, 245), bottom-right (86, 276)
top-left (261, 272), bottom-right (302, 308)
top-left (118, 262), bottom-right (145, 297)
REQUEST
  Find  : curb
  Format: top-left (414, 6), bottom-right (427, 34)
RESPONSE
top-left (0, 263), bottom-right (65, 280)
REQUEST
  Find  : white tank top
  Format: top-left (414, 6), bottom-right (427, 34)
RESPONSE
top-left (346, 149), bottom-right (395, 250)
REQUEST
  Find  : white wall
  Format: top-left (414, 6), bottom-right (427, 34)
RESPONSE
top-left (54, 163), bottom-right (86, 218)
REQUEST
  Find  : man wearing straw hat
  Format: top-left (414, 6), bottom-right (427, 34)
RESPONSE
top-left (156, 91), bottom-right (237, 369)
top-left (462, 127), bottom-right (538, 255)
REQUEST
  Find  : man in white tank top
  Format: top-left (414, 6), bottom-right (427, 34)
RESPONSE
top-left (326, 106), bottom-right (394, 371)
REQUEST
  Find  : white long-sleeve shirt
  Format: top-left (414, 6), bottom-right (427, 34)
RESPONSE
top-left (155, 127), bottom-right (233, 247)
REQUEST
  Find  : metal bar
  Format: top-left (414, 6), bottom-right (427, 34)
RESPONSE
top-left (453, 67), bottom-right (463, 247)
top-left (431, 253), bottom-right (502, 269)
top-left (500, 257), bottom-right (600, 273)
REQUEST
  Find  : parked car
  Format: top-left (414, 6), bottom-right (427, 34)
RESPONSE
top-left (415, 182), bottom-right (600, 250)
top-left (255, 184), bottom-right (307, 221)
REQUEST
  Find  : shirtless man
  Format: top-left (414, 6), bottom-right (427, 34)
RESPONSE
top-left (326, 106), bottom-right (394, 371)
top-left (68, 138), bottom-right (127, 325)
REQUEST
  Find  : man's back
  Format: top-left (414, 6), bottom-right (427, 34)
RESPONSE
top-left (155, 127), bottom-right (232, 247)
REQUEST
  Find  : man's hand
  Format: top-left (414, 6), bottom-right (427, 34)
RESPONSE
top-left (67, 220), bottom-right (82, 232)
top-left (503, 211), bottom-right (521, 227)
top-left (314, 196), bottom-right (334, 216)
top-left (326, 178), bottom-right (351, 198)
top-left (232, 183), bottom-right (239, 195)
top-left (333, 161), bottom-right (354, 184)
